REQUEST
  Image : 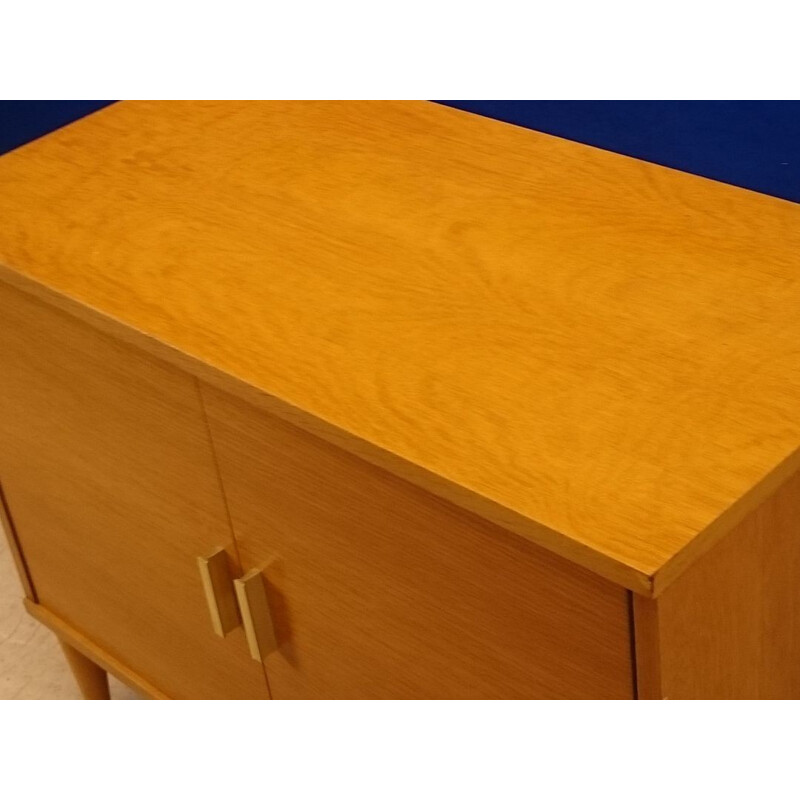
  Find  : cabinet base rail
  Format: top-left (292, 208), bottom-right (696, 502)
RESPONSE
top-left (24, 600), bottom-right (170, 700)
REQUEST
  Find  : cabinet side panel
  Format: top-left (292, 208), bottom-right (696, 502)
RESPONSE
top-left (761, 470), bottom-right (800, 698)
top-left (642, 469), bottom-right (800, 699)
top-left (202, 385), bottom-right (634, 699)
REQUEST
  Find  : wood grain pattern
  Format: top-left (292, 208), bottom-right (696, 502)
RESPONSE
top-left (2, 102), bottom-right (799, 593)
top-left (0, 524), bottom-right (137, 699)
top-left (203, 386), bottom-right (634, 699)
top-left (633, 468), bottom-right (800, 699)
top-left (0, 282), bottom-right (270, 699)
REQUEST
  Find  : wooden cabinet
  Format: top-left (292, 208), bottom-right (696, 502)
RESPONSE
top-left (0, 282), bottom-right (632, 699)
top-left (2, 101), bottom-right (800, 699)
top-left (0, 283), bottom-right (268, 699)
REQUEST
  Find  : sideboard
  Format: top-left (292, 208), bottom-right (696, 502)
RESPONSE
top-left (1, 101), bottom-right (799, 698)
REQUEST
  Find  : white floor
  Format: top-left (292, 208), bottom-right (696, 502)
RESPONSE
top-left (0, 523), bottom-right (139, 700)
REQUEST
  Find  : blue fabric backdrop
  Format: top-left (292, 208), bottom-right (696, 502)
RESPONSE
top-left (438, 101), bottom-right (800, 204)
top-left (0, 100), bottom-right (114, 156)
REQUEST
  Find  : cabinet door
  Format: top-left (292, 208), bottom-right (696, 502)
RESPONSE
top-left (0, 283), bottom-right (269, 699)
top-left (202, 386), bottom-right (633, 699)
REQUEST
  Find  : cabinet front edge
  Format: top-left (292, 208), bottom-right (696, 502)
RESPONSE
top-left (0, 265), bottom-right (655, 596)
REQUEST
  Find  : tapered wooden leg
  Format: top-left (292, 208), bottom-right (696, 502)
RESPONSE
top-left (59, 641), bottom-right (110, 699)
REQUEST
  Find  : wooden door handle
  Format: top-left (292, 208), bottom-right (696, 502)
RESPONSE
top-left (234, 569), bottom-right (278, 662)
top-left (197, 548), bottom-right (241, 637)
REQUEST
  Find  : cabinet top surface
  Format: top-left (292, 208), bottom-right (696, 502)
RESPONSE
top-left (1, 100), bottom-right (799, 591)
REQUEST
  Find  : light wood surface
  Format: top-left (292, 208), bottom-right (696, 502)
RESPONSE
top-left (203, 386), bottom-right (634, 699)
top-left (633, 468), bottom-right (800, 699)
top-left (59, 641), bottom-right (110, 699)
top-left (0, 528), bottom-right (138, 699)
top-left (25, 601), bottom-right (165, 699)
top-left (1, 102), bottom-right (799, 593)
top-left (198, 548), bottom-right (243, 637)
top-left (234, 569), bottom-right (279, 663)
top-left (0, 282), bottom-right (270, 699)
